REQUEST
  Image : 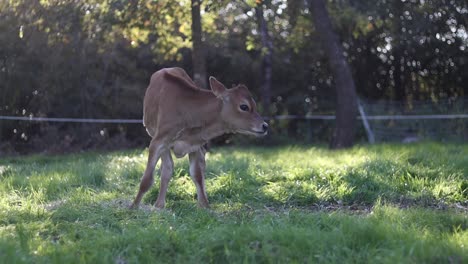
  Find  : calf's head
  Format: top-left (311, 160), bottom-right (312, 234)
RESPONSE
top-left (209, 77), bottom-right (268, 136)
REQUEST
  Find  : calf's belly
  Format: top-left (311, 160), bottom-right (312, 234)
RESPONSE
top-left (171, 141), bottom-right (202, 158)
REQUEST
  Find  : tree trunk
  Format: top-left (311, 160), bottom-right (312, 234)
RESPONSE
top-left (255, 4), bottom-right (272, 116)
top-left (191, 0), bottom-right (207, 88)
top-left (392, 0), bottom-right (405, 102)
top-left (309, 0), bottom-right (358, 149)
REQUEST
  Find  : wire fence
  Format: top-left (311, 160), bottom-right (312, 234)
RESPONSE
top-left (0, 116), bottom-right (143, 123)
top-left (1, 114), bottom-right (467, 123)
top-left (359, 98), bottom-right (467, 142)
top-left (0, 98), bottom-right (466, 144)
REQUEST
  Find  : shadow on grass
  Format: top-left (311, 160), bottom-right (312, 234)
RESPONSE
top-left (0, 207), bottom-right (49, 226)
top-left (5, 161), bottom-right (108, 201)
top-left (140, 152), bottom-right (466, 209)
top-left (4, 145), bottom-right (466, 211)
top-left (340, 160), bottom-right (398, 204)
top-left (2, 152), bottom-right (146, 202)
top-left (341, 158), bottom-right (466, 206)
top-left (143, 155), bottom-right (319, 208)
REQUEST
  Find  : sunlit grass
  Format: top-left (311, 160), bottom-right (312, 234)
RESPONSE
top-left (0, 143), bottom-right (466, 263)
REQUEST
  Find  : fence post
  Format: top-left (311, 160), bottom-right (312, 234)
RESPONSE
top-left (357, 99), bottom-right (375, 144)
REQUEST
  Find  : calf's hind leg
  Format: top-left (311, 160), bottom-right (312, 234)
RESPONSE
top-left (130, 138), bottom-right (165, 209)
top-left (189, 148), bottom-right (209, 208)
top-left (154, 150), bottom-right (174, 208)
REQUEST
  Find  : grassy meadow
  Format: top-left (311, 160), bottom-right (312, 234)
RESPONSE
top-left (0, 143), bottom-right (466, 263)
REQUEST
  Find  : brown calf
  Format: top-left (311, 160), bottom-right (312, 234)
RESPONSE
top-left (130, 67), bottom-right (268, 209)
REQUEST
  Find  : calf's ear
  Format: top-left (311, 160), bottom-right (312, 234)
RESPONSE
top-left (209, 77), bottom-right (227, 97)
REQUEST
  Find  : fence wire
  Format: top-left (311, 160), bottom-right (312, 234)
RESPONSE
top-left (1, 114), bottom-right (467, 123)
top-left (1, 98), bottom-right (466, 143)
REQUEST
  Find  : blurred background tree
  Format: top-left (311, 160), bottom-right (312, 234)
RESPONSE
top-left (309, 0), bottom-right (358, 149)
top-left (191, 0), bottom-right (207, 88)
top-left (0, 0), bottom-right (466, 154)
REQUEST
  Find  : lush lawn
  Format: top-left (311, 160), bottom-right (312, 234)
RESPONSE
top-left (0, 143), bottom-right (466, 263)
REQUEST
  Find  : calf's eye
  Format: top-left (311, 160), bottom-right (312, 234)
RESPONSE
top-left (240, 104), bottom-right (249, 111)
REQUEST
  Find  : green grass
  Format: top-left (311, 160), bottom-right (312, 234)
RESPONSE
top-left (0, 143), bottom-right (466, 263)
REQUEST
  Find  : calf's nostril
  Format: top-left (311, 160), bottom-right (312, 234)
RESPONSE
top-left (262, 123), bottom-right (269, 132)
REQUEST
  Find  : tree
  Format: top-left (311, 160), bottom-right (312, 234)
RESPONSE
top-left (309, 0), bottom-right (358, 149)
top-left (255, 1), bottom-right (273, 116)
top-left (2, 0), bottom-right (467, 151)
top-left (191, 0), bottom-right (207, 88)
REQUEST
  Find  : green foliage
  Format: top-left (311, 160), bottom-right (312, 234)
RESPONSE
top-left (0, 0), bottom-right (467, 150)
top-left (0, 143), bottom-right (467, 262)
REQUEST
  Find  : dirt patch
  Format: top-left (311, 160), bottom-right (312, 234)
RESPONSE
top-left (263, 200), bottom-right (468, 215)
top-left (44, 199), bottom-right (68, 211)
top-left (43, 198), bottom-right (468, 215)
top-left (43, 198), bottom-right (163, 213)
top-left (305, 201), bottom-right (468, 214)
top-left (100, 198), bottom-right (171, 213)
